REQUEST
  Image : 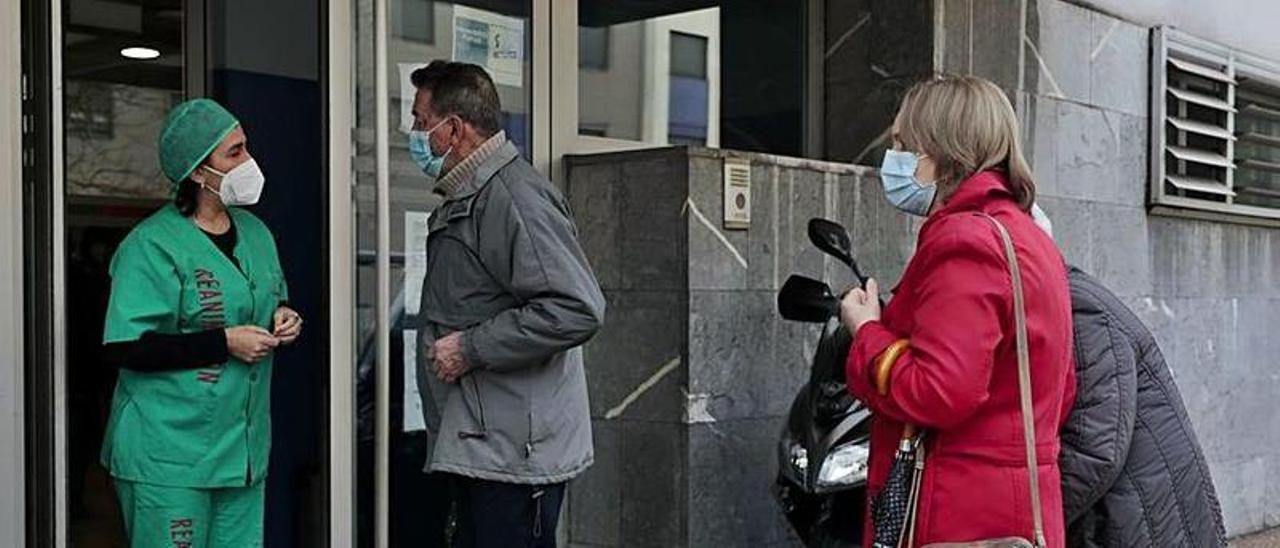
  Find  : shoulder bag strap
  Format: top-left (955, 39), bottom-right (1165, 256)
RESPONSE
top-left (981, 214), bottom-right (1047, 548)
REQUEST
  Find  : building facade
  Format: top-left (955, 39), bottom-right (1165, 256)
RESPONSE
top-left (2, 0), bottom-right (1278, 546)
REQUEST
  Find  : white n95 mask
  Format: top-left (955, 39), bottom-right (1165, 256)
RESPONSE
top-left (203, 159), bottom-right (266, 206)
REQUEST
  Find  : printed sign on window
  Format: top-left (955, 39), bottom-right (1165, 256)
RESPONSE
top-left (452, 6), bottom-right (524, 88)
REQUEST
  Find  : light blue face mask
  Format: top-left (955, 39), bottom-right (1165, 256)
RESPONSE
top-left (879, 149), bottom-right (937, 217)
top-left (409, 118), bottom-right (453, 178)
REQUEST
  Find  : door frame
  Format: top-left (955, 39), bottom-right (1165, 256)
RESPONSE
top-left (18, 0), bottom-right (52, 540)
top-left (3, 0), bottom-right (28, 544)
top-left (45, 0), bottom-right (68, 544)
top-left (326, 0), bottom-right (356, 543)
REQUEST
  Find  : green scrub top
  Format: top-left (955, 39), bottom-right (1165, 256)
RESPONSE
top-left (101, 204), bottom-right (287, 488)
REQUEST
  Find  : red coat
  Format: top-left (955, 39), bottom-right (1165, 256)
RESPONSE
top-left (847, 171), bottom-right (1076, 547)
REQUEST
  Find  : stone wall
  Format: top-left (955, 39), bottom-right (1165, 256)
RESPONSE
top-left (562, 147), bottom-right (916, 547)
top-left (944, 0), bottom-right (1280, 536)
top-left (822, 0), bottom-right (934, 165)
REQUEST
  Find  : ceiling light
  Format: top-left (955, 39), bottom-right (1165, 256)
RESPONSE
top-left (120, 47), bottom-right (160, 60)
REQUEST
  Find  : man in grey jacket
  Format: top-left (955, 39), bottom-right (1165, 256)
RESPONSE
top-left (408, 61), bottom-right (606, 547)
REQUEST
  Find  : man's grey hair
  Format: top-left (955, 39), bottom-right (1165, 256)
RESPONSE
top-left (410, 61), bottom-right (502, 136)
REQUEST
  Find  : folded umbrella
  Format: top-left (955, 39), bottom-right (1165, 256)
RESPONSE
top-left (871, 425), bottom-right (921, 548)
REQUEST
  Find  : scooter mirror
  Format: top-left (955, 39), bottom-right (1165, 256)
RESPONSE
top-left (808, 218), bottom-right (871, 286)
top-left (808, 218), bottom-right (854, 267)
top-left (778, 275), bottom-right (839, 323)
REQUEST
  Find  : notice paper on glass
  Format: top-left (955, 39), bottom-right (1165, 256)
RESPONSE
top-left (402, 329), bottom-right (427, 432)
top-left (452, 5), bottom-right (524, 88)
top-left (404, 211), bottom-right (431, 316)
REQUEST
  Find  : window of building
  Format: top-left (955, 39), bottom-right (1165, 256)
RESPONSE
top-left (1152, 27), bottom-right (1280, 219)
top-left (668, 32), bottom-right (708, 146)
top-left (578, 26), bottom-right (608, 70)
top-left (395, 0), bottom-right (434, 44)
top-left (669, 31), bottom-right (706, 79)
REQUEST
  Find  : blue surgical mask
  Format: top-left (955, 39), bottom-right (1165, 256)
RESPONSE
top-left (409, 118), bottom-right (453, 178)
top-left (879, 149), bottom-right (937, 217)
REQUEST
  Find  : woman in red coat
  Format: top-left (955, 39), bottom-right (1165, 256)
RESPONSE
top-left (841, 75), bottom-right (1076, 547)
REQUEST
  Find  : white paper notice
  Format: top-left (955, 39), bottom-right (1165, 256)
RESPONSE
top-left (398, 62), bottom-right (427, 135)
top-left (452, 6), bottom-right (524, 88)
top-left (403, 329), bottom-right (426, 432)
top-left (404, 211), bottom-right (431, 316)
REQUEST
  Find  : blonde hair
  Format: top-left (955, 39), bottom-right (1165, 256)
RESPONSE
top-left (894, 75), bottom-right (1036, 211)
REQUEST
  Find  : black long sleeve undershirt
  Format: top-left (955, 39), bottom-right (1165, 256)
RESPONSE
top-left (102, 330), bottom-right (230, 372)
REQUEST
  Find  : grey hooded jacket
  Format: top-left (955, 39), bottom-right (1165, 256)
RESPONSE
top-left (1060, 267), bottom-right (1226, 547)
top-left (415, 140), bottom-right (606, 485)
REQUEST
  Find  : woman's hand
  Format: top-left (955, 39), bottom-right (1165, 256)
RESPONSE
top-left (273, 306), bottom-right (303, 345)
top-left (226, 326), bottom-right (280, 363)
top-left (840, 278), bottom-right (882, 334)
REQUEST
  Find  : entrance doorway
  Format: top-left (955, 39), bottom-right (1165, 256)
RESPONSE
top-left (39, 0), bottom-right (330, 545)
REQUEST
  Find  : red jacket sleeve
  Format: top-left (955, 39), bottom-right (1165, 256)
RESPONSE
top-left (847, 224), bottom-right (1011, 429)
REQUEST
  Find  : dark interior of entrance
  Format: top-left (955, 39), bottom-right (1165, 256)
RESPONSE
top-left (60, 0), bottom-right (328, 546)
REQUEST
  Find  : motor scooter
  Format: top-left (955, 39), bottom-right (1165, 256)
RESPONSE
top-left (774, 218), bottom-right (876, 547)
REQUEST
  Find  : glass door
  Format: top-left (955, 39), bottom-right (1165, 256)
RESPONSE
top-left (350, 0), bottom-right (536, 546)
top-left (60, 1), bottom-right (192, 544)
top-left (49, 0), bottom-right (332, 545)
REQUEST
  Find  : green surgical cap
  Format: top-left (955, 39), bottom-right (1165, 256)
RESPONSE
top-left (158, 98), bottom-right (240, 184)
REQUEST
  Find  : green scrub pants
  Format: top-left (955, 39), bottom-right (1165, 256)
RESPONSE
top-left (114, 480), bottom-right (264, 548)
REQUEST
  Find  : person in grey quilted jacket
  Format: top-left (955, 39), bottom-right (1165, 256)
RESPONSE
top-left (409, 61), bottom-right (606, 548)
top-left (1060, 266), bottom-right (1227, 547)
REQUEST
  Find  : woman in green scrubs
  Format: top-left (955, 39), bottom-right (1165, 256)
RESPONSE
top-left (100, 98), bottom-right (301, 547)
